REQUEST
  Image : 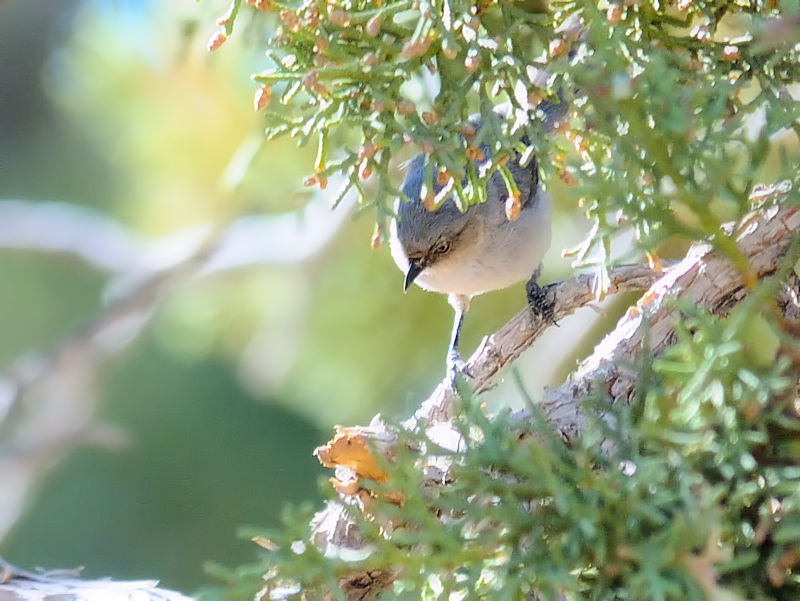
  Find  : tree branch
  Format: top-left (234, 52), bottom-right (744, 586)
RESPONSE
top-left (537, 201), bottom-right (800, 443)
top-left (408, 262), bottom-right (663, 426)
top-left (0, 557), bottom-right (192, 601)
top-left (308, 188), bottom-right (800, 601)
top-left (0, 191), bottom-right (354, 276)
top-left (0, 185), bottom-right (355, 541)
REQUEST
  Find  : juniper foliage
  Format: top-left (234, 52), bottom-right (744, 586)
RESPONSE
top-left (204, 0), bottom-right (800, 599)
top-left (210, 321), bottom-right (800, 600)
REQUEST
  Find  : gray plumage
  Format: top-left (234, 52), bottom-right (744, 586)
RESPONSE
top-left (389, 105), bottom-right (557, 373)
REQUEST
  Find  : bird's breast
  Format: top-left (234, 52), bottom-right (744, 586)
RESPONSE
top-left (415, 193), bottom-right (552, 297)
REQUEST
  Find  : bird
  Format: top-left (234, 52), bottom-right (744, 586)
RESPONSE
top-left (389, 104), bottom-right (559, 375)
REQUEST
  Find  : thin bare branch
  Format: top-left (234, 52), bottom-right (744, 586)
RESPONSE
top-left (408, 262), bottom-right (663, 426)
top-left (0, 184), bottom-right (355, 541)
top-left (538, 202), bottom-right (800, 443)
top-left (0, 557), bottom-right (192, 601)
top-left (306, 190), bottom-right (800, 601)
top-left (0, 191), bottom-right (354, 276)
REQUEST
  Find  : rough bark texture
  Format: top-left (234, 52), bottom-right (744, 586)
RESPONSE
top-left (408, 262), bottom-right (664, 426)
top-left (537, 203), bottom-right (799, 443)
top-left (2, 199), bottom-right (796, 601)
top-left (310, 198), bottom-right (800, 601)
top-left (0, 560), bottom-right (192, 601)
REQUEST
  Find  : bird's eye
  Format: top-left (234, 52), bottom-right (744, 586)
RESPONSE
top-left (434, 240), bottom-right (451, 254)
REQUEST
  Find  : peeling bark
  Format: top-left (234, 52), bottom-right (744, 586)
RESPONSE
top-left (306, 197), bottom-right (800, 601)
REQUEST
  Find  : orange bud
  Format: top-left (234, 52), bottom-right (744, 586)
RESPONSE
top-left (370, 224), bottom-right (381, 249)
top-left (251, 536), bottom-right (278, 551)
top-left (572, 135), bottom-right (588, 153)
top-left (280, 10), bottom-right (300, 30)
top-left (606, 4), bottom-right (622, 25)
top-left (314, 36), bottom-right (329, 52)
top-left (436, 168), bottom-right (450, 185)
top-left (548, 38), bottom-right (567, 58)
top-left (505, 194), bottom-right (521, 221)
top-left (329, 9), bottom-right (350, 26)
top-left (304, 5), bottom-right (320, 26)
top-left (358, 141), bottom-right (376, 160)
top-left (527, 90), bottom-right (544, 107)
top-left (464, 55), bottom-right (480, 73)
top-left (422, 190), bottom-right (436, 212)
top-left (742, 401), bottom-right (759, 421)
top-left (442, 44), bottom-right (458, 60)
top-left (358, 160), bottom-right (373, 180)
top-left (207, 31), bottom-right (227, 52)
top-left (302, 71), bottom-right (319, 90)
top-left (303, 175), bottom-right (319, 187)
top-left (362, 52), bottom-right (379, 67)
top-left (722, 45), bottom-right (739, 61)
top-left (401, 38), bottom-right (430, 58)
top-left (458, 122), bottom-right (477, 139)
top-left (253, 86), bottom-right (270, 111)
top-left (365, 16), bottom-right (381, 37)
top-left (421, 110), bottom-right (438, 126)
top-left (396, 99), bottom-right (416, 115)
top-left (646, 251), bottom-right (663, 272)
top-left (465, 146), bottom-right (484, 161)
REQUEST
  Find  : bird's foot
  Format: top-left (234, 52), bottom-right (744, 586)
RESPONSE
top-left (446, 349), bottom-right (472, 381)
top-left (526, 278), bottom-right (558, 325)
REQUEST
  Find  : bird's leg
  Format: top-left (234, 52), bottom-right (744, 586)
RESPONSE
top-left (446, 294), bottom-right (470, 375)
top-left (447, 306), bottom-right (465, 373)
top-left (525, 265), bottom-right (557, 324)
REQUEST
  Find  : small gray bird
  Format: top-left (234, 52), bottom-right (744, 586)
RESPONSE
top-left (390, 107), bottom-right (556, 373)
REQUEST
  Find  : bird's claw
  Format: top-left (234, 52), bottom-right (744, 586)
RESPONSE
top-left (446, 350), bottom-right (472, 381)
top-left (526, 279), bottom-right (558, 326)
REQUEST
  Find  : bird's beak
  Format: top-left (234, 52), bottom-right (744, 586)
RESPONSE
top-left (403, 261), bottom-right (423, 293)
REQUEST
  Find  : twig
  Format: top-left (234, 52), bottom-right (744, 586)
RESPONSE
top-left (0, 185), bottom-right (356, 541)
top-left (409, 262), bottom-right (663, 426)
top-left (0, 556), bottom-right (192, 601)
top-left (0, 193), bottom-right (354, 276)
top-left (308, 193), bottom-right (800, 601)
top-left (537, 202), bottom-right (800, 443)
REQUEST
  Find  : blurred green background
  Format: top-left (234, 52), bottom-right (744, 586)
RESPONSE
top-left (0, 0), bottom-right (590, 593)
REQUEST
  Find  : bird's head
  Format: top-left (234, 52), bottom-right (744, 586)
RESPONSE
top-left (389, 155), bottom-right (477, 292)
